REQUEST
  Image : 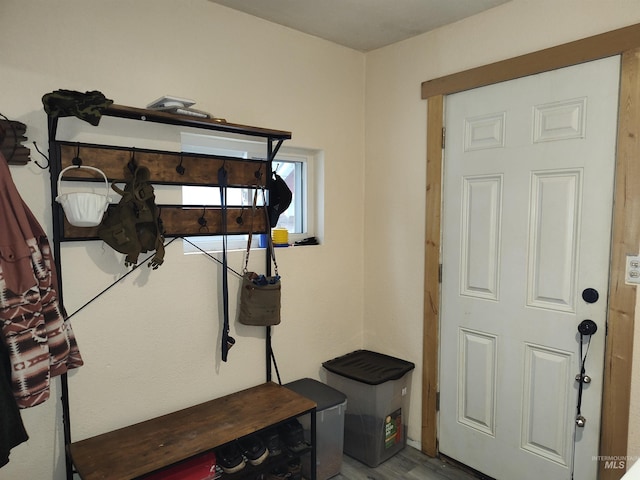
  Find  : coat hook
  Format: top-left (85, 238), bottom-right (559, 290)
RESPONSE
top-left (236, 205), bottom-right (245, 225)
top-left (72, 143), bottom-right (82, 166)
top-left (254, 163), bottom-right (263, 180)
top-left (198, 207), bottom-right (209, 232)
top-left (31, 141), bottom-right (50, 170)
top-left (127, 147), bottom-right (137, 173)
top-left (176, 153), bottom-right (185, 175)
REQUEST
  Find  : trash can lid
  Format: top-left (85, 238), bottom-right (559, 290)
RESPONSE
top-left (284, 378), bottom-right (347, 410)
top-left (322, 350), bottom-right (415, 385)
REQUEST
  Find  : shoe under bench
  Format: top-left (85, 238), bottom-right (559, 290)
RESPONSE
top-left (67, 382), bottom-right (317, 480)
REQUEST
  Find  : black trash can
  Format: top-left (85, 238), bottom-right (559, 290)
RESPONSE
top-left (322, 350), bottom-right (415, 467)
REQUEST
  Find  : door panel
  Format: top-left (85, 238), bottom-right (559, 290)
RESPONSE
top-left (527, 170), bottom-right (581, 312)
top-left (521, 343), bottom-right (572, 465)
top-left (458, 328), bottom-right (497, 436)
top-left (439, 56), bottom-right (620, 480)
top-left (461, 175), bottom-right (502, 300)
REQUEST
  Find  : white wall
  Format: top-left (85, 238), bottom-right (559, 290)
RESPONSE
top-left (0, 1), bottom-right (365, 479)
top-left (364, 0), bottom-right (640, 460)
top-left (5, 0), bottom-right (640, 479)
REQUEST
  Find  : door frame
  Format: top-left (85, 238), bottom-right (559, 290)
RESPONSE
top-left (421, 23), bottom-right (640, 480)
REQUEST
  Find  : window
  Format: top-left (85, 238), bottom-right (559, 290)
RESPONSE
top-left (181, 132), bottom-right (317, 253)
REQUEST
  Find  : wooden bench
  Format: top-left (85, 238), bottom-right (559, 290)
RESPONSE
top-left (68, 382), bottom-right (317, 480)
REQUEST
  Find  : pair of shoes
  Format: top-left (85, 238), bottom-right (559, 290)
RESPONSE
top-left (265, 465), bottom-right (289, 480)
top-left (287, 457), bottom-right (303, 480)
top-left (278, 419), bottom-right (308, 453)
top-left (261, 427), bottom-right (283, 457)
top-left (263, 457), bottom-right (303, 480)
top-left (238, 434), bottom-right (269, 466)
top-left (215, 433), bottom-right (269, 473)
top-left (215, 441), bottom-right (245, 474)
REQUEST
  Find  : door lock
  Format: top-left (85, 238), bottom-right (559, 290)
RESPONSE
top-left (578, 319), bottom-right (597, 336)
top-left (575, 320), bottom-right (597, 430)
top-left (575, 373), bottom-right (591, 384)
top-left (582, 288), bottom-right (599, 304)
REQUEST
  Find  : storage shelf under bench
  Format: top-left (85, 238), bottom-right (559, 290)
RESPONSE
top-left (67, 382), bottom-right (317, 480)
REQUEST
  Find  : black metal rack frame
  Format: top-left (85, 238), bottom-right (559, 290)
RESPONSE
top-left (46, 104), bottom-right (292, 480)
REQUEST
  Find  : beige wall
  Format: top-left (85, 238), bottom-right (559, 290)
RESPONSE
top-left (364, 0), bottom-right (640, 465)
top-left (3, 0), bottom-right (640, 479)
top-left (0, 1), bottom-right (365, 479)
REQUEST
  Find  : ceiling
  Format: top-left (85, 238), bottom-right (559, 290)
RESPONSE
top-left (209, 0), bottom-right (511, 52)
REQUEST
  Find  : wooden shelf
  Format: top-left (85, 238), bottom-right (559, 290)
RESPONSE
top-left (103, 104), bottom-right (292, 141)
top-left (68, 382), bottom-right (316, 480)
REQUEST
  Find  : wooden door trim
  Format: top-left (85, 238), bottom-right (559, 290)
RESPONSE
top-left (422, 23), bottom-right (640, 480)
top-left (421, 23), bottom-right (640, 98)
top-left (423, 94), bottom-right (443, 457)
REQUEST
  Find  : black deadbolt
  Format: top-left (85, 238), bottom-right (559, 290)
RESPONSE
top-left (578, 319), bottom-right (598, 336)
top-left (582, 288), bottom-right (599, 304)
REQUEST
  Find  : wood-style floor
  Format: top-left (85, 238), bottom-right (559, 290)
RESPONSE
top-left (333, 447), bottom-right (485, 480)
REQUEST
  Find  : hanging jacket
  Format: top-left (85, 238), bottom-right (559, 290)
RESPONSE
top-left (0, 153), bottom-right (83, 408)
top-left (0, 339), bottom-right (28, 467)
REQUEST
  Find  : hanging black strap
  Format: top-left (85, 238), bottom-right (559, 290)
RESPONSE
top-left (218, 165), bottom-right (234, 362)
top-left (576, 333), bottom-right (590, 418)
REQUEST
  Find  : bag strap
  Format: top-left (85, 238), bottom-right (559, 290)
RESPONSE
top-left (218, 165), bottom-right (234, 362)
top-left (244, 187), bottom-right (278, 277)
top-left (243, 188), bottom-right (259, 271)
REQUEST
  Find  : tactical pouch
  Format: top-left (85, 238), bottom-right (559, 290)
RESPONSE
top-left (98, 164), bottom-right (165, 269)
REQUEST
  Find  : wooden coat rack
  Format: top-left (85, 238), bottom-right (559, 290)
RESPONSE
top-left (47, 103), bottom-right (292, 480)
top-left (56, 141), bottom-right (270, 239)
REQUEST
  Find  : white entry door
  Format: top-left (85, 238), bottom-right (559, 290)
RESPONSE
top-left (439, 56), bottom-right (620, 480)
